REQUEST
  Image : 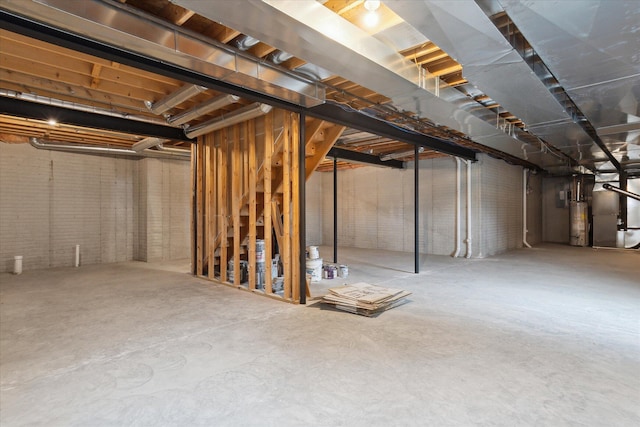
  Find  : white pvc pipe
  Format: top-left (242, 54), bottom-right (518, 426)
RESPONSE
top-left (13, 256), bottom-right (23, 275)
top-left (465, 160), bottom-right (473, 258)
top-left (523, 169), bottom-right (532, 248)
top-left (75, 245), bottom-right (80, 267)
top-left (453, 157), bottom-right (461, 257)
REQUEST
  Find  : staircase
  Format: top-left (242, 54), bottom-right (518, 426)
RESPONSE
top-left (205, 113), bottom-right (345, 299)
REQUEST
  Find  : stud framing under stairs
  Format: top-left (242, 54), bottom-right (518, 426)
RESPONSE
top-left (191, 108), bottom-right (345, 303)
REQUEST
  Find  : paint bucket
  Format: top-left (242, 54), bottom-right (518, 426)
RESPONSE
top-left (307, 246), bottom-right (320, 260)
top-left (13, 255), bottom-right (22, 275)
top-left (256, 239), bottom-right (265, 264)
top-left (272, 277), bottom-right (284, 293)
top-left (323, 264), bottom-right (337, 279)
top-left (339, 264), bottom-right (349, 279)
top-left (306, 258), bottom-right (323, 282)
top-left (227, 259), bottom-right (248, 283)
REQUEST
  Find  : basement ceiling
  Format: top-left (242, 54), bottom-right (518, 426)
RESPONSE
top-left (0, 0), bottom-right (638, 175)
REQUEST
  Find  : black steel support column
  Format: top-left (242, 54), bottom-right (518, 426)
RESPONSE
top-left (414, 145), bottom-right (420, 274)
top-left (333, 156), bottom-right (338, 264)
top-left (620, 171), bottom-right (628, 231)
top-left (191, 146), bottom-right (197, 275)
top-left (299, 112), bottom-right (307, 304)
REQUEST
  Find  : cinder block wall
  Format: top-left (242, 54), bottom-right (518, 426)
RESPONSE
top-left (137, 158), bottom-right (190, 262)
top-left (472, 154), bottom-right (524, 257)
top-left (0, 143), bottom-right (190, 272)
top-left (314, 154), bottom-right (540, 257)
top-left (305, 172), bottom-right (323, 246)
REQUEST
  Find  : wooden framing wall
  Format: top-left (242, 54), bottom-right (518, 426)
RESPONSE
top-left (191, 108), bottom-right (346, 304)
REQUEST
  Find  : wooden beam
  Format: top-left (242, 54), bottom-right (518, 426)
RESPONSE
top-left (232, 124), bottom-right (241, 286)
top-left (306, 124), bottom-right (346, 180)
top-left (219, 129), bottom-right (228, 283)
top-left (90, 63), bottom-right (102, 89)
top-left (291, 112), bottom-right (300, 302)
top-left (282, 113), bottom-right (292, 300)
top-left (263, 111), bottom-right (273, 294)
top-left (248, 119), bottom-right (257, 290)
top-left (207, 132), bottom-right (216, 279)
top-left (196, 138), bottom-right (204, 276)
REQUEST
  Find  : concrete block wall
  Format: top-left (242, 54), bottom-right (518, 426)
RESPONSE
top-left (527, 172), bottom-right (543, 246)
top-left (313, 154), bottom-right (536, 258)
top-left (0, 143), bottom-right (137, 272)
top-left (305, 172), bottom-right (323, 246)
top-left (0, 142), bottom-right (190, 273)
top-left (319, 157), bottom-right (462, 256)
top-left (472, 154), bottom-right (524, 258)
top-left (137, 158), bottom-right (191, 262)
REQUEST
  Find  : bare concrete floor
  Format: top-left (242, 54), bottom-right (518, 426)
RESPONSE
top-left (1, 244), bottom-right (639, 426)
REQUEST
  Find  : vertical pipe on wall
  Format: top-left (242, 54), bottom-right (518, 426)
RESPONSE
top-left (299, 112), bottom-right (307, 304)
top-left (465, 160), bottom-right (473, 258)
top-left (414, 145), bottom-right (420, 273)
top-left (523, 168), bottom-right (532, 248)
top-left (620, 171), bottom-right (628, 231)
top-left (453, 157), bottom-right (462, 257)
top-left (333, 156), bottom-right (338, 264)
top-left (75, 244), bottom-right (80, 267)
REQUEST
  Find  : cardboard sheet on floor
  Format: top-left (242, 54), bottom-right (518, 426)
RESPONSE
top-left (321, 282), bottom-right (411, 316)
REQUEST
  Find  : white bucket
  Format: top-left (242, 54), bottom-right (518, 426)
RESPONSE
top-left (307, 246), bottom-right (320, 260)
top-left (13, 256), bottom-right (23, 275)
top-left (339, 264), bottom-right (349, 279)
top-left (306, 258), bottom-right (322, 282)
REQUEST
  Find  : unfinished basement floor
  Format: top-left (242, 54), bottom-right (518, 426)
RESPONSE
top-left (1, 244), bottom-right (639, 426)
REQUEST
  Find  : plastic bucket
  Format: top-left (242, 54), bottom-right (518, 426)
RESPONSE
top-left (306, 258), bottom-right (323, 282)
top-left (339, 264), bottom-right (349, 278)
top-left (307, 246), bottom-right (320, 260)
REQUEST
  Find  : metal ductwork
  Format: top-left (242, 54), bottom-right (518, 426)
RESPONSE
top-left (145, 84), bottom-right (207, 115)
top-left (184, 103), bottom-right (273, 138)
top-left (385, 0), bottom-right (601, 171)
top-left (167, 94), bottom-right (240, 126)
top-left (0, 0), bottom-right (325, 107)
top-left (131, 137), bottom-right (168, 152)
top-left (172, 0), bottom-right (569, 172)
top-left (234, 35), bottom-right (261, 51)
top-left (497, 0), bottom-right (640, 173)
top-left (29, 137), bottom-right (190, 161)
top-left (269, 50), bottom-right (294, 65)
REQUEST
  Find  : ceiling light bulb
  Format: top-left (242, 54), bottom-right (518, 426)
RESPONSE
top-left (364, 10), bottom-right (379, 27)
top-left (47, 119), bottom-right (57, 126)
top-left (364, 0), bottom-right (380, 12)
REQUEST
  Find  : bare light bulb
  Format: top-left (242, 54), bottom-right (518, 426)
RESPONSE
top-left (364, 10), bottom-right (379, 27)
top-left (364, 0), bottom-right (380, 12)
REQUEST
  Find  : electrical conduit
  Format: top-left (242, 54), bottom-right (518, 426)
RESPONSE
top-left (453, 157), bottom-right (462, 257)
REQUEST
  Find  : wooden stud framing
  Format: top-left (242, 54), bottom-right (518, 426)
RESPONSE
top-left (291, 113), bottom-right (301, 302)
top-left (282, 112), bottom-right (292, 300)
top-left (232, 124), bottom-right (241, 287)
top-left (219, 129), bottom-right (228, 283)
top-left (207, 132), bottom-right (217, 280)
top-left (196, 137), bottom-right (204, 276)
top-left (191, 107), bottom-right (307, 303)
top-left (263, 111), bottom-right (274, 294)
top-left (248, 120), bottom-right (257, 290)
